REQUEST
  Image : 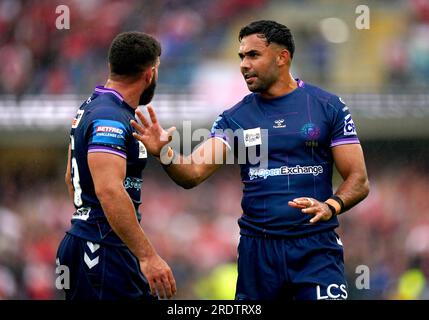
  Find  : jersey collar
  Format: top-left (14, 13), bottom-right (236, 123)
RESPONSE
top-left (94, 86), bottom-right (124, 103)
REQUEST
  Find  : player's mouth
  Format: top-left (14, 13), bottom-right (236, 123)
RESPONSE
top-left (244, 73), bottom-right (257, 83)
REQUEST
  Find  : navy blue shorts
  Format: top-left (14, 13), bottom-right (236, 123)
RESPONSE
top-left (235, 230), bottom-right (347, 300)
top-left (56, 233), bottom-right (155, 300)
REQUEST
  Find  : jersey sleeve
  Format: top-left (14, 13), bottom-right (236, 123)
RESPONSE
top-left (329, 96), bottom-right (360, 147)
top-left (86, 114), bottom-right (129, 159)
top-left (209, 113), bottom-right (231, 150)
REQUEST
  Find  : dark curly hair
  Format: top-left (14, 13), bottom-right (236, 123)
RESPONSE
top-left (108, 31), bottom-right (161, 77)
top-left (239, 20), bottom-right (295, 59)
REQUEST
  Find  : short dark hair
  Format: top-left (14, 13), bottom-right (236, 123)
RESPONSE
top-left (108, 31), bottom-right (161, 77)
top-left (239, 20), bottom-right (295, 59)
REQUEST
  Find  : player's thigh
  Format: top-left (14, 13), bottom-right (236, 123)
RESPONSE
top-left (292, 231), bottom-right (348, 300)
top-left (235, 235), bottom-right (286, 300)
top-left (56, 235), bottom-right (153, 300)
top-left (56, 234), bottom-right (102, 299)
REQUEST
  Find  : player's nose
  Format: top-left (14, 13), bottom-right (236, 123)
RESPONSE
top-left (240, 58), bottom-right (251, 71)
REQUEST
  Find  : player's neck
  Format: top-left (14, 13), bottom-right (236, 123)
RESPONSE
top-left (104, 79), bottom-right (140, 108)
top-left (260, 73), bottom-right (298, 99)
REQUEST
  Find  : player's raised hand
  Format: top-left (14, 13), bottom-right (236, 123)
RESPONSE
top-left (288, 197), bottom-right (333, 224)
top-left (131, 106), bottom-right (176, 156)
top-left (139, 253), bottom-right (177, 299)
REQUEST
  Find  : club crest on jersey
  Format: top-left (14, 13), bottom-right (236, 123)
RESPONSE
top-left (301, 123), bottom-right (320, 140)
top-left (71, 110), bottom-right (84, 129)
top-left (273, 119), bottom-right (286, 128)
top-left (138, 141), bottom-right (147, 158)
top-left (344, 114), bottom-right (357, 136)
top-left (243, 128), bottom-right (262, 147)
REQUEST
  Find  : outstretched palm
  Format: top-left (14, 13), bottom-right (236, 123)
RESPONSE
top-left (130, 106), bottom-right (176, 156)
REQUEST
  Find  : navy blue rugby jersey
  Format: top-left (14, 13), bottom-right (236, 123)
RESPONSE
top-left (67, 86), bottom-right (147, 246)
top-left (211, 79), bottom-right (360, 237)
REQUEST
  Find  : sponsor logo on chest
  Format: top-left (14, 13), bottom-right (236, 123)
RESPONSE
top-left (273, 119), bottom-right (286, 128)
top-left (243, 127), bottom-right (262, 147)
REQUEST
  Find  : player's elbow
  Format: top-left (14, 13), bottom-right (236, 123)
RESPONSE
top-left (65, 172), bottom-right (72, 189)
top-left (178, 170), bottom-right (204, 189)
top-left (359, 174), bottom-right (370, 201)
top-left (363, 178), bottom-right (370, 199)
top-left (94, 183), bottom-right (122, 203)
top-left (182, 182), bottom-right (197, 189)
top-left (178, 177), bottom-right (200, 189)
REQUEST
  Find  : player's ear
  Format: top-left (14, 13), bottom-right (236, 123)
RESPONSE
top-left (277, 49), bottom-right (290, 66)
top-left (143, 66), bottom-right (155, 85)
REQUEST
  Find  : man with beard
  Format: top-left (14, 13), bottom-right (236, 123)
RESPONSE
top-left (131, 21), bottom-right (369, 300)
top-left (56, 32), bottom-right (176, 300)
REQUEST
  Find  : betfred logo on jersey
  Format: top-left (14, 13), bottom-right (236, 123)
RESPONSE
top-left (343, 114), bottom-right (357, 136)
top-left (96, 126), bottom-right (124, 135)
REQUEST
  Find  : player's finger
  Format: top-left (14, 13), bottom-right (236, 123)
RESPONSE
top-left (147, 105), bottom-right (158, 124)
top-left (135, 108), bottom-right (150, 127)
top-left (292, 197), bottom-right (307, 205)
top-left (168, 271), bottom-right (177, 296)
top-left (301, 207), bottom-right (318, 215)
top-left (293, 197), bottom-right (314, 208)
top-left (288, 201), bottom-right (306, 209)
top-left (147, 279), bottom-right (156, 297)
top-left (306, 197), bottom-right (314, 207)
top-left (161, 276), bottom-right (173, 299)
top-left (293, 197), bottom-right (309, 202)
top-left (130, 120), bottom-right (146, 134)
top-left (167, 126), bottom-right (176, 142)
top-left (310, 213), bottom-right (323, 224)
top-left (164, 270), bottom-right (177, 297)
top-left (132, 132), bottom-right (145, 142)
top-left (154, 279), bottom-right (166, 299)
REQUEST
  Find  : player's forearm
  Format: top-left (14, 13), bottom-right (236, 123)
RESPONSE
top-left (334, 171), bottom-right (370, 212)
top-left (159, 139), bottom-right (224, 189)
top-left (162, 153), bottom-right (206, 189)
top-left (96, 185), bottom-right (157, 260)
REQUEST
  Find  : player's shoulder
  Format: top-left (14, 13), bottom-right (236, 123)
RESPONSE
top-left (222, 93), bottom-right (255, 118)
top-left (301, 81), bottom-right (344, 110)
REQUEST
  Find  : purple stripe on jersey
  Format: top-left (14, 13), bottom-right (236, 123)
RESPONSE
top-left (209, 132), bottom-right (229, 142)
top-left (88, 145), bottom-right (127, 159)
top-left (297, 79), bottom-right (304, 87)
top-left (94, 86), bottom-right (124, 102)
top-left (330, 137), bottom-right (360, 147)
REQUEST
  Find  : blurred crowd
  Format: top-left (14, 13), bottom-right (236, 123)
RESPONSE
top-left (0, 0), bottom-right (429, 96)
top-left (384, 0), bottom-right (429, 88)
top-left (0, 0), bottom-right (265, 95)
top-left (0, 153), bottom-right (428, 299)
